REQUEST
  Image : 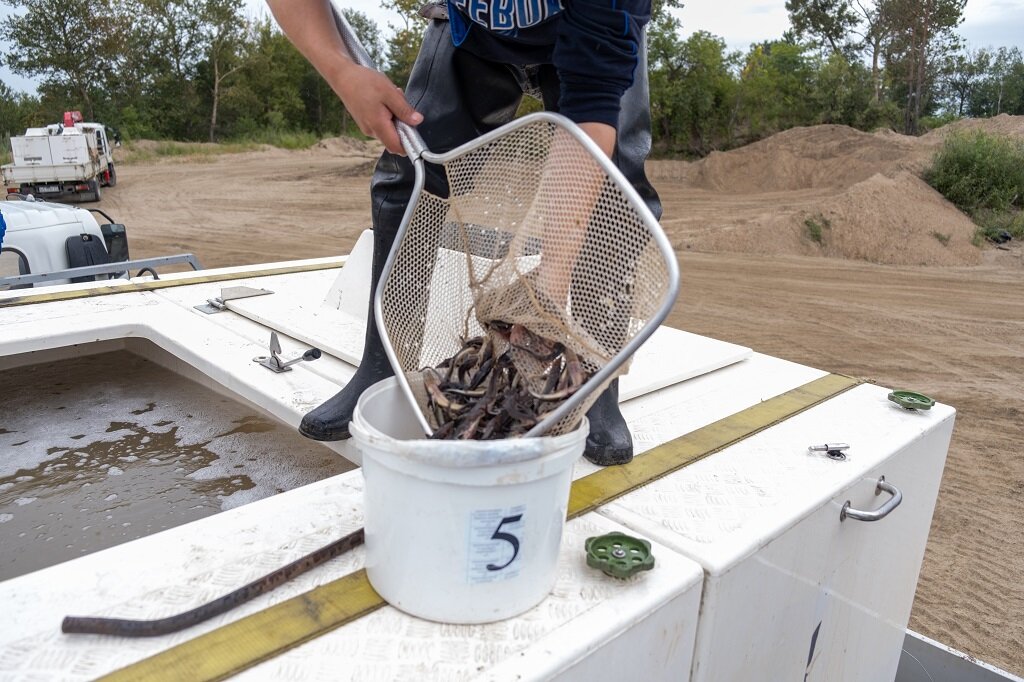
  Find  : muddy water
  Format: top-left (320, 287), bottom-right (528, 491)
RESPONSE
top-left (0, 351), bottom-right (355, 581)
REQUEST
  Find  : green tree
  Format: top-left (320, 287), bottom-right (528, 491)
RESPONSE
top-left (133, 0), bottom-right (211, 138)
top-left (0, 81), bottom-right (42, 134)
top-left (879, 0), bottom-right (965, 133)
top-left (785, 0), bottom-right (859, 54)
top-left (225, 19), bottom-right (309, 136)
top-left (967, 47), bottom-right (1024, 117)
top-left (812, 52), bottom-right (892, 128)
top-left (736, 41), bottom-right (816, 138)
top-left (382, 0), bottom-right (426, 86)
top-left (940, 48), bottom-right (989, 116)
top-left (198, 0), bottom-right (247, 141)
top-left (1, 0), bottom-right (134, 120)
top-left (650, 26), bottom-right (738, 154)
top-left (343, 9), bottom-right (385, 69)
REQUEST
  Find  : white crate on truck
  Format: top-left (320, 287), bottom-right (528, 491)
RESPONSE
top-left (49, 129), bottom-right (93, 165)
top-left (10, 135), bottom-right (53, 166)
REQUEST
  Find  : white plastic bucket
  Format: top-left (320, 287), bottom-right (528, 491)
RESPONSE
top-left (350, 376), bottom-right (587, 624)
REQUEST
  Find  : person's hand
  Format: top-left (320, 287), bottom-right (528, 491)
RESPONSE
top-left (327, 63), bottom-right (423, 156)
top-left (265, 0), bottom-right (423, 156)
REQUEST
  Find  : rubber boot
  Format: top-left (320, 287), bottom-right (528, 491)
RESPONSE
top-left (583, 379), bottom-right (633, 466)
top-left (299, 228), bottom-right (395, 441)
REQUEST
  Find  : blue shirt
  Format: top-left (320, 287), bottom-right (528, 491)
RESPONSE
top-left (447, 0), bottom-right (651, 128)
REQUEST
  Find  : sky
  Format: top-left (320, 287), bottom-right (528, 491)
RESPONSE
top-left (2, 0), bottom-right (1023, 95)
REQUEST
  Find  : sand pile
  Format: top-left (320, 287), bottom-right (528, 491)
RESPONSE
top-left (649, 118), bottom-right (1024, 266)
top-left (311, 136), bottom-right (382, 157)
top-left (808, 172), bottom-right (981, 265)
top-left (678, 124), bottom-right (923, 192)
top-left (923, 113), bottom-right (1024, 141)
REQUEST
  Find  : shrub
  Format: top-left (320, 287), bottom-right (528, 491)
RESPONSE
top-left (925, 130), bottom-right (1024, 214)
top-left (804, 215), bottom-right (831, 244)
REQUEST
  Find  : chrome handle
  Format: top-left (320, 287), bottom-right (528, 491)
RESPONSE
top-left (841, 476), bottom-right (902, 522)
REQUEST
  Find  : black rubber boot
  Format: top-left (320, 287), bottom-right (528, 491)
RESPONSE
top-left (583, 380), bottom-right (633, 466)
top-left (298, 228), bottom-right (395, 441)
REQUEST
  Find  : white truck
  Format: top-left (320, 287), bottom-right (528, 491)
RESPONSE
top-left (2, 111), bottom-right (118, 203)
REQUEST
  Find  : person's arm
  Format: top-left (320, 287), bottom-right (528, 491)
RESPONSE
top-left (577, 122), bottom-right (616, 158)
top-left (554, 0), bottom-right (652, 158)
top-left (265, 0), bottom-right (422, 155)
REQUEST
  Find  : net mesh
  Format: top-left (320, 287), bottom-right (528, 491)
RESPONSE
top-left (379, 118), bottom-right (673, 437)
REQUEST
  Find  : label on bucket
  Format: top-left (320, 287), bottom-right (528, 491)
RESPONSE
top-left (467, 505), bottom-right (526, 584)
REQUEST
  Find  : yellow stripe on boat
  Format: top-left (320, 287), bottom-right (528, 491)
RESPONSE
top-left (0, 260), bottom-right (342, 308)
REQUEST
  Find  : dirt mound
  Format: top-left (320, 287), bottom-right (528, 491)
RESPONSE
top-left (647, 121), bottom-right (1000, 266)
top-left (310, 136), bottom-right (382, 157)
top-left (678, 124), bottom-right (925, 192)
top-left (923, 113), bottom-right (1024, 141)
top-left (810, 172), bottom-right (981, 265)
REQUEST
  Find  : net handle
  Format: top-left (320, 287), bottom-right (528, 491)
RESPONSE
top-left (328, 0), bottom-right (427, 158)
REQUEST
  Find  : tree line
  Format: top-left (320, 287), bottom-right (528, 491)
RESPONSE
top-left (1, 0), bottom-right (1022, 157)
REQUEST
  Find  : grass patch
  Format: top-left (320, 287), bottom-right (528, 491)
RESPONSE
top-left (972, 209), bottom-right (1024, 245)
top-left (931, 231), bottom-right (951, 246)
top-left (153, 141), bottom-right (261, 156)
top-left (804, 215), bottom-right (831, 244)
top-left (235, 128), bottom-right (319, 150)
top-left (119, 140), bottom-right (260, 164)
top-left (118, 130), bottom-right (319, 165)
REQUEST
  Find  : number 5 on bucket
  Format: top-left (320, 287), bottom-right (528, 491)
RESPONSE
top-left (468, 506), bottom-right (526, 583)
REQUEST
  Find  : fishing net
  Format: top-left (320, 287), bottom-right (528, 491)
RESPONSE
top-left (377, 116), bottom-right (675, 438)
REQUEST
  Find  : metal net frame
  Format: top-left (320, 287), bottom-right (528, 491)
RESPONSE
top-left (376, 112), bottom-right (679, 438)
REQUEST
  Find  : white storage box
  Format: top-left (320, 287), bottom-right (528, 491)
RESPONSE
top-left (601, 382), bottom-right (954, 681)
top-left (11, 135), bottom-right (53, 166)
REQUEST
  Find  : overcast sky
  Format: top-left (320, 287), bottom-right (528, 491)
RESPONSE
top-left (3, 0), bottom-right (1023, 94)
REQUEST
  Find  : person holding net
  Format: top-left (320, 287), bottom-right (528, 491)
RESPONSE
top-left (267, 0), bottom-right (662, 466)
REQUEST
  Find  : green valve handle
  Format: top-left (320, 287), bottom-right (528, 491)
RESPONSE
top-left (585, 532), bottom-right (655, 579)
top-left (887, 390), bottom-right (935, 411)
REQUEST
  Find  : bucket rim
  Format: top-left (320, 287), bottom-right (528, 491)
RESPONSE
top-left (351, 377), bottom-right (588, 469)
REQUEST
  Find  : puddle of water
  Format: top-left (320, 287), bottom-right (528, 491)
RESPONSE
top-left (0, 351), bottom-right (355, 581)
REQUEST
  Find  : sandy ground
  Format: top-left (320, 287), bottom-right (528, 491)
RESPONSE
top-left (97, 121), bottom-right (1024, 674)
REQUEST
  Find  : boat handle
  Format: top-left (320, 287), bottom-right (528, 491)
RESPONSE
top-left (841, 476), bottom-right (902, 522)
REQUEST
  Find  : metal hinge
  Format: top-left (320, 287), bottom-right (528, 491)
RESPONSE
top-left (194, 286), bottom-right (273, 314)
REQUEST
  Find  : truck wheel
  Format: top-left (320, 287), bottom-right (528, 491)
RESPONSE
top-left (106, 163), bottom-right (117, 188)
top-left (87, 179), bottom-right (102, 202)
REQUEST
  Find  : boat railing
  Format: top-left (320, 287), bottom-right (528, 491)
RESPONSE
top-left (0, 253), bottom-right (203, 289)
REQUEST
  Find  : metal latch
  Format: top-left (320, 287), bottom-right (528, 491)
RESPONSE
top-left (254, 332), bottom-right (322, 373)
top-left (194, 286), bottom-right (273, 314)
top-left (809, 443), bottom-right (850, 461)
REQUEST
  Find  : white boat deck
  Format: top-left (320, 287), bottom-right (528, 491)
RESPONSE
top-left (0, 250), bottom-right (966, 680)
